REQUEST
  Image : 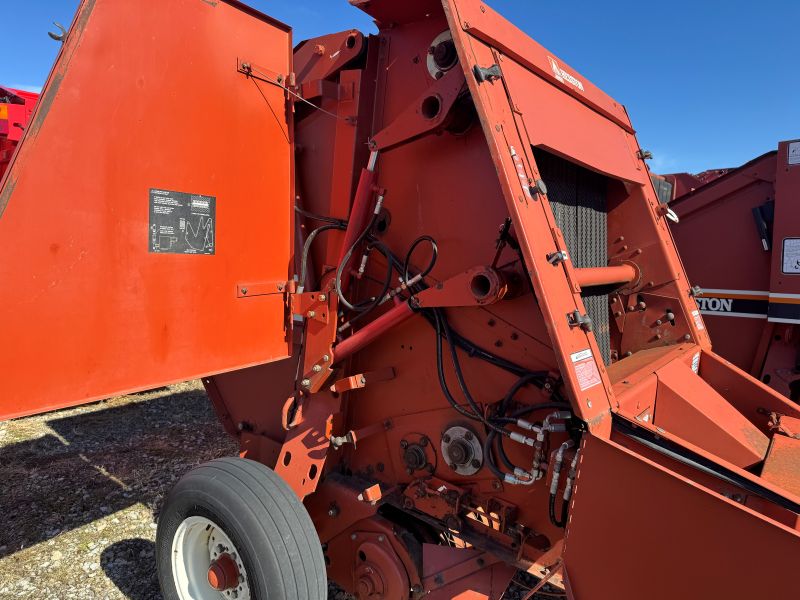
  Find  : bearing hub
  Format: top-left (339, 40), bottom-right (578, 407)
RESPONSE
top-left (432, 39), bottom-right (458, 71)
top-left (207, 553), bottom-right (239, 591)
top-left (441, 425), bottom-right (483, 475)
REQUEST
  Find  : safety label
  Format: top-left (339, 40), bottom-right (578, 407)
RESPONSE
top-left (570, 348), bottom-right (601, 391)
top-left (782, 238), bottom-right (800, 274)
top-left (789, 141), bottom-right (800, 166)
top-left (149, 189), bottom-right (216, 255)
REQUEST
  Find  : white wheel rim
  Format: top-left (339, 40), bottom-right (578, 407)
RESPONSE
top-left (171, 515), bottom-right (252, 600)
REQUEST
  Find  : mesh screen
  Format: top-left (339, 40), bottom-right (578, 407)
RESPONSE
top-left (533, 148), bottom-right (611, 364)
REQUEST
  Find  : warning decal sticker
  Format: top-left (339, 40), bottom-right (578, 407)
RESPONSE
top-left (782, 238), bottom-right (800, 274)
top-left (789, 141), bottom-right (800, 166)
top-left (149, 189), bottom-right (215, 255)
top-left (570, 348), bottom-right (602, 391)
top-left (691, 309), bottom-right (705, 331)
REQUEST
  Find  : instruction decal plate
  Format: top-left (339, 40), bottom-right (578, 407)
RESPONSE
top-left (782, 238), bottom-right (800, 274)
top-left (789, 141), bottom-right (800, 166)
top-left (149, 189), bottom-right (215, 255)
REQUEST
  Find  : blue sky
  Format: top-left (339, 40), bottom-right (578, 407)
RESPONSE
top-left (3, 0), bottom-right (798, 173)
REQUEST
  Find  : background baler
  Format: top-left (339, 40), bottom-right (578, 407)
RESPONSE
top-left (667, 140), bottom-right (800, 402)
top-left (0, 85), bottom-right (38, 179)
top-left (1, 1), bottom-right (799, 599)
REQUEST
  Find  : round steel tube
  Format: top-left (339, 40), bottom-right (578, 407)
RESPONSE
top-left (573, 264), bottom-right (637, 288)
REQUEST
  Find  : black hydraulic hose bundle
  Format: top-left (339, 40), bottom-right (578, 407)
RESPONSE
top-left (297, 208), bottom-right (577, 489)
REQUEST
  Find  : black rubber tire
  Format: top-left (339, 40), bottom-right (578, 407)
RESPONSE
top-left (156, 457), bottom-right (327, 600)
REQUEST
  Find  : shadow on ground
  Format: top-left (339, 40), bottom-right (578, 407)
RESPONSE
top-left (0, 387), bottom-right (235, 559)
top-left (101, 538), bottom-right (161, 600)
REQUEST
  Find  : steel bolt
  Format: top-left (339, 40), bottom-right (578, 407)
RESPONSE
top-left (471, 459), bottom-right (481, 469)
top-left (307, 310), bottom-right (316, 318)
top-left (464, 431), bottom-right (474, 441)
top-left (319, 294), bottom-right (327, 301)
top-left (351, 533), bottom-right (357, 540)
top-left (312, 365), bottom-right (322, 373)
top-left (377, 535), bottom-right (385, 542)
top-left (442, 434), bottom-right (451, 443)
top-left (400, 440), bottom-right (408, 449)
top-left (301, 378), bottom-right (311, 388)
top-left (420, 436), bottom-right (429, 446)
top-left (241, 288), bottom-right (248, 295)
top-left (655, 319), bottom-right (663, 326)
top-left (322, 354), bottom-right (330, 362)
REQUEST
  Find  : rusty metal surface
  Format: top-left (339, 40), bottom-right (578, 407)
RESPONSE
top-left (761, 435), bottom-right (800, 498)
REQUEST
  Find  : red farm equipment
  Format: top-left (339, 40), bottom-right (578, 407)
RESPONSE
top-left (668, 140), bottom-right (800, 402)
top-left (0, 85), bottom-right (38, 178)
top-left (1, 1), bottom-right (799, 599)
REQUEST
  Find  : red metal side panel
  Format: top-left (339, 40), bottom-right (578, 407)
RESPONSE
top-left (564, 435), bottom-right (800, 600)
top-left (453, 1), bottom-right (633, 133)
top-left (0, 0), bottom-right (293, 420)
top-left (500, 58), bottom-right (643, 184)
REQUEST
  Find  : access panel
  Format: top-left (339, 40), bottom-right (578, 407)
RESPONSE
top-left (0, 0), bottom-right (294, 420)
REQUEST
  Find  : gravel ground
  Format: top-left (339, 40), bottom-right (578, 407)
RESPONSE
top-left (0, 382), bottom-right (554, 600)
top-left (0, 381), bottom-right (237, 599)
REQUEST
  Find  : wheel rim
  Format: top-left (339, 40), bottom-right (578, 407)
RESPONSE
top-left (171, 515), bottom-right (252, 600)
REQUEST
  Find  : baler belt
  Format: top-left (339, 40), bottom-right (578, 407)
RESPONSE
top-left (533, 147), bottom-right (611, 364)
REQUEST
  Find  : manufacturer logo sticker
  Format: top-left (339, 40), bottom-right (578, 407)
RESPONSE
top-left (547, 56), bottom-right (585, 92)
